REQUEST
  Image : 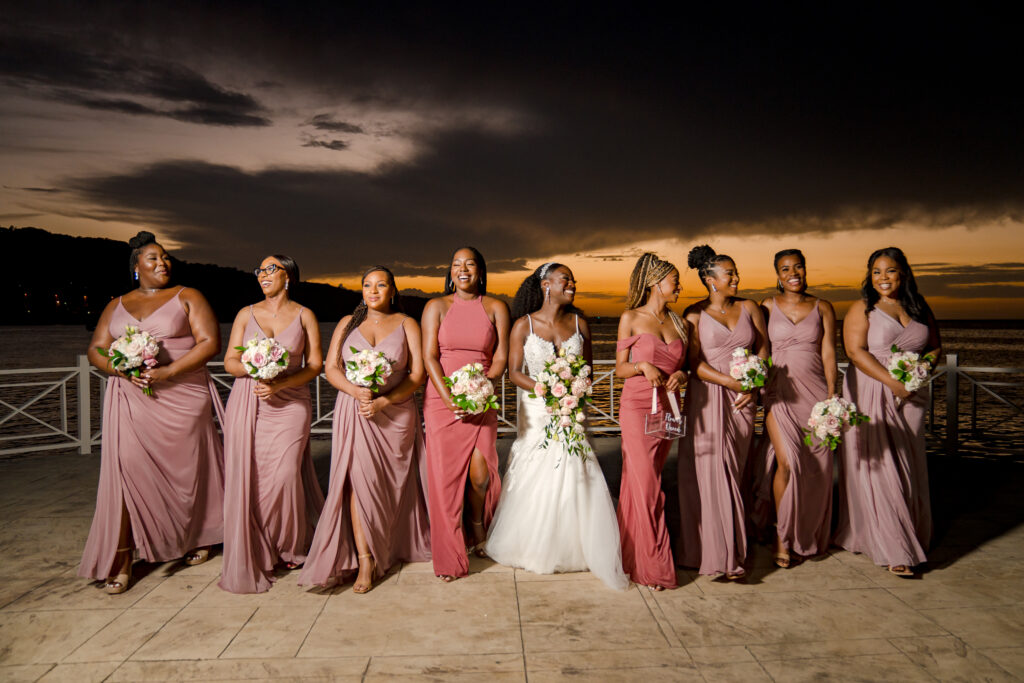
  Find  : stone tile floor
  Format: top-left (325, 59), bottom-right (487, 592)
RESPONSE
top-left (1, 445), bottom-right (1022, 682)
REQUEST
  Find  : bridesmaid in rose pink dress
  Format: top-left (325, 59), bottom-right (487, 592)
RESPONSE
top-left (680, 245), bottom-right (768, 579)
top-left (219, 256), bottom-right (325, 593)
top-left (300, 267), bottom-right (430, 592)
top-left (836, 247), bottom-right (940, 577)
top-left (756, 249), bottom-right (838, 567)
top-left (615, 253), bottom-right (690, 590)
top-left (422, 247), bottom-right (511, 581)
top-left (79, 231), bottom-right (224, 594)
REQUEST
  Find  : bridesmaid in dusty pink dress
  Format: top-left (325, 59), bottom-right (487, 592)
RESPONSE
top-left (757, 249), bottom-right (838, 568)
top-left (680, 245), bottom-right (768, 579)
top-left (219, 255), bottom-right (325, 593)
top-left (615, 253), bottom-right (690, 590)
top-left (836, 247), bottom-right (940, 577)
top-left (79, 231), bottom-right (224, 594)
top-left (300, 266), bottom-right (430, 592)
top-left (422, 247), bottom-right (511, 581)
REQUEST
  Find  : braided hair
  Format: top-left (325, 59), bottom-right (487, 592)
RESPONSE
top-left (443, 246), bottom-right (487, 295)
top-left (510, 262), bottom-right (584, 320)
top-left (861, 247), bottom-right (931, 323)
top-left (625, 252), bottom-right (677, 309)
top-left (687, 244), bottom-right (733, 290)
top-left (338, 265), bottom-right (405, 365)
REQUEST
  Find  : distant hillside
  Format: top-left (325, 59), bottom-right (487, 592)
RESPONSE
top-left (1, 226), bottom-right (427, 326)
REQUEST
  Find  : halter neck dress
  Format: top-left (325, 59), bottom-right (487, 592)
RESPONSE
top-left (616, 331), bottom-right (686, 588)
top-left (79, 287), bottom-right (225, 580)
top-left (678, 306), bottom-right (758, 576)
top-left (423, 295), bottom-right (502, 579)
top-left (219, 306), bottom-right (325, 593)
top-left (485, 315), bottom-right (628, 590)
top-left (300, 319), bottom-right (430, 587)
top-left (835, 308), bottom-right (932, 568)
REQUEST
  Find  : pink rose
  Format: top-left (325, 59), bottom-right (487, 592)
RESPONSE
top-left (558, 369), bottom-right (572, 381)
top-left (269, 345), bottom-right (285, 361)
top-left (545, 405), bottom-right (554, 414)
top-left (251, 351), bottom-right (267, 367)
top-left (561, 395), bottom-right (579, 410)
top-left (575, 411), bottom-right (586, 423)
top-left (559, 415), bottom-right (572, 428)
top-left (534, 382), bottom-right (547, 396)
top-left (551, 383), bottom-right (567, 398)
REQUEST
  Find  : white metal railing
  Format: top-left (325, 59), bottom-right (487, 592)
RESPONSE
top-left (1, 354), bottom-right (1021, 457)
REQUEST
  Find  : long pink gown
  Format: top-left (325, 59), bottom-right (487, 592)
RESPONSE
top-left (79, 288), bottom-right (225, 580)
top-left (299, 322), bottom-right (430, 586)
top-left (835, 308), bottom-right (932, 567)
top-left (219, 308), bottom-right (325, 593)
top-left (616, 334), bottom-right (685, 588)
top-left (756, 301), bottom-right (833, 556)
top-left (423, 296), bottom-right (501, 578)
top-left (679, 307), bottom-right (757, 576)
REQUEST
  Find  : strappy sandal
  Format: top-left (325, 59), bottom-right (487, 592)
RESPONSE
top-left (470, 520), bottom-right (488, 558)
top-left (725, 570), bottom-right (746, 581)
top-left (104, 547), bottom-right (133, 595)
top-left (888, 565), bottom-right (914, 577)
top-left (283, 561), bottom-right (302, 570)
top-left (353, 553), bottom-right (375, 594)
top-left (184, 546), bottom-right (210, 566)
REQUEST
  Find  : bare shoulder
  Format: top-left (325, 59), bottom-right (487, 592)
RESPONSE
top-left (423, 295), bottom-right (451, 315)
top-left (846, 299), bottom-right (866, 317)
top-left (760, 297), bottom-right (774, 310)
top-left (815, 297), bottom-right (836, 317)
top-left (482, 295), bottom-right (509, 314)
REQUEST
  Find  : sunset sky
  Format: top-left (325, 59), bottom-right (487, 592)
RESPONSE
top-left (3, 3), bottom-right (1022, 317)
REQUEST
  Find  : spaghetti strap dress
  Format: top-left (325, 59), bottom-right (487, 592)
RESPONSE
top-left (678, 307), bottom-right (757, 576)
top-left (834, 308), bottom-right (932, 568)
top-left (79, 288), bottom-right (225, 580)
top-left (423, 296), bottom-right (502, 578)
top-left (220, 307), bottom-right (325, 593)
top-left (299, 321), bottom-right (430, 586)
top-left (752, 301), bottom-right (833, 556)
top-left (616, 333), bottom-right (685, 588)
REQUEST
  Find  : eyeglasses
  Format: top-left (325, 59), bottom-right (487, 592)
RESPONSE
top-left (254, 264), bottom-right (282, 276)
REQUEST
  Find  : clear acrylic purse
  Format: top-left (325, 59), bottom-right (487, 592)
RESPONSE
top-left (644, 387), bottom-right (686, 439)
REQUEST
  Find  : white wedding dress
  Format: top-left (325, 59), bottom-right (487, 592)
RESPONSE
top-left (485, 315), bottom-right (629, 590)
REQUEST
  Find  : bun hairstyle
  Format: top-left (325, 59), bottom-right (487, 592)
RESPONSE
top-left (443, 246), bottom-right (487, 295)
top-left (128, 230), bottom-right (159, 275)
top-left (266, 254), bottom-right (300, 285)
top-left (338, 265), bottom-right (405, 363)
top-left (687, 244), bottom-right (732, 290)
top-left (861, 247), bottom-right (931, 324)
top-left (773, 248), bottom-right (806, 292)
top-left (626, 252), bottom-right (678, 309)
top-left (510, 262), bottom-right (584, 320)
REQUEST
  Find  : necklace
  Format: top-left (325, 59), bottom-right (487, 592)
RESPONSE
top-left (139, 286), bottom-right (161, 294)
top-left (645, 310), bottom-right (665, 325)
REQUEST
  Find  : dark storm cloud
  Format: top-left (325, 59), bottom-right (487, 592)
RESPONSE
top-left (301, 138), bottom-right (349, 151)
top-left (0, 31), bottom-right (270, 126)
top-left (4, 185), bottom-right (61, 193)
top-left (307, 115), bottom-right (364, 134)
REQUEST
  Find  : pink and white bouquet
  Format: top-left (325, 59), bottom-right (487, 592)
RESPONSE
top-left (345, 347), bottom-right (394, 392)
top-left (730, 347), bottom-right (772, 391)
top-left (98, 325), bottom-right (161, 396)
top-left (887, 344), bottom-right (934, 393)
top-left (444, 362), bottom-right (499, 414)
top-left (803, 396), bottom-right (869, 451)
top-left (236, 337), bottom-right (290, 381)
top-left (529, 348), bottom-right (594, 460)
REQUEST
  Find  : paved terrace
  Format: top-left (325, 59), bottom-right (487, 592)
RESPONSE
top-left (1, 440), bottom-right (1022, 682)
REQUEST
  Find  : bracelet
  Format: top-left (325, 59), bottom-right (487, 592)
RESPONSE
top-left (634, 362), bottom-right (640, 376)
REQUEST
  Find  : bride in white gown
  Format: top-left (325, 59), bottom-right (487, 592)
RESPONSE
top-left (485, 262), bottom-right (629, 590)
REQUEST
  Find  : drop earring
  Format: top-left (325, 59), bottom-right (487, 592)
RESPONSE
top-left (390, 295), bottom-right (395, 306)
top-left (285, 280), bottom-right (289, 291)
top-left (545, 287), bottom-right (550, 302)
top-left (711, 282), bottom-right (718, 293)
top-left (134, 271), bottom-right (139, 281)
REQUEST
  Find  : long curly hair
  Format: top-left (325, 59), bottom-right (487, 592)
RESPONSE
top-left (510, 262), bottom-right (584, 320)
top-left (443, 246), bottom-right (487, 295)
top-left (687, 244), bottom-right (733, 290)
top-left (337, 265), bottom-right (405, 365)
top-left (626, 252), bottom-right (677, 309)
top-left (861, 247), bottom-right (931, 323)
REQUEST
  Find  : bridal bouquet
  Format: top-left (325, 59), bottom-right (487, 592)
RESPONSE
top-left (887, 345), bottom-right (934, 393)
top-left (98, 325), bottom-right (161, 396)
top-left (444, 362), bottom-right (499, 414)
top-left (237, 337), bottom-right (290, 381)
top-left (803, 397), bottom-right (869, 451)
top-left (529, 349), bottom-right (594, 460)
top-left (730, 347), bottom-right (772, 391)
top-left (345, 347), bottom-right (394, 392)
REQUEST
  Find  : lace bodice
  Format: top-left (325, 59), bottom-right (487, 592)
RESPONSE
top-left (522, 315), bottom-right (584, 377)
